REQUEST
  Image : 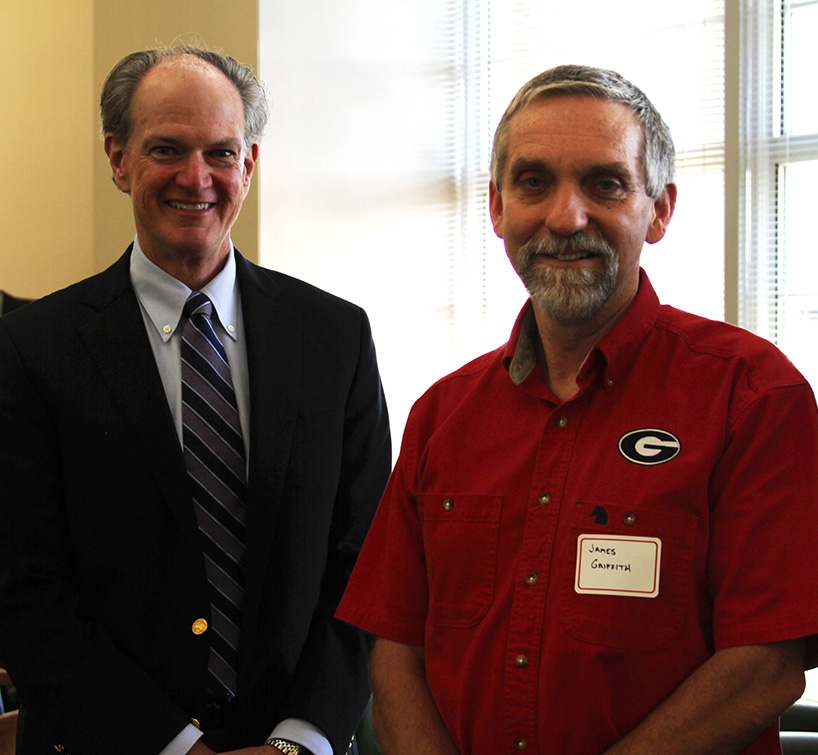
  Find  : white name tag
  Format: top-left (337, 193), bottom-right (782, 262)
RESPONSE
top-left (575, 534), bottom-right (661, 598)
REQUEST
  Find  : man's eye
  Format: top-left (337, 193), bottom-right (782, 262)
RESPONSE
top-left (597, 179), bottom-right (622, 192)
top-left (520, 175), bottom-right (544, 189)
top-left (211, 149), bottom-right (236, 159)
top-left (151, 146), bottom-right (176, 157)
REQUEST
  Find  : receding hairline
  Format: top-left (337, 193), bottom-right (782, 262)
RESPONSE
top-left (130, 54), bottom-right (242, 103)
top-left (100, 45), bottom-right (269, 151)
top-left (144, 52), bottom-right (227, 74)
top-left (123, 55), bottom-right (250, 142)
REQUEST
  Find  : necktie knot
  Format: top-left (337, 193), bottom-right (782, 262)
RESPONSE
top-left (184, 291), bottom-right (213, 320)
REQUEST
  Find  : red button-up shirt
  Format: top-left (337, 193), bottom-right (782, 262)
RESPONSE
top-left (338, 272), bottom-right (818, 754)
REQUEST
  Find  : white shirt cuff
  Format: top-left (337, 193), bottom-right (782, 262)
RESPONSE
top-left (154, 716), bottom-right (332, 755)
top-left (158, 723), bottom-right (203, 755)
top-left (269, 718), bottom-right (332, 755)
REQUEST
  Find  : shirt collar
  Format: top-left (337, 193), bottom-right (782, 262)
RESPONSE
top-left (504, 269), bottom-right (661, 392)
top-left (505, 304), bottom-right (540, 386)
top-left (129, 237), bottom-right (241, 343)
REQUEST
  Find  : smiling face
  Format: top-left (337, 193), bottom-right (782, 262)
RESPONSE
top-left (489, 96), bottom-right (674, 329)
top-left (105, 57), bottom-right (258, 283)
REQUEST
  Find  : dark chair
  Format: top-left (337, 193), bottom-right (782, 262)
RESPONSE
top-left (781, 731), bottom-right (818, 754)
top-left (780, 700), bottom-right (818, 754)
top-left (782, 700), bottom-right (818, 732)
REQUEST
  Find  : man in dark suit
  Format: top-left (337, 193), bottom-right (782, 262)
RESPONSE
top-left (0, 47), bottom-right (390, 755)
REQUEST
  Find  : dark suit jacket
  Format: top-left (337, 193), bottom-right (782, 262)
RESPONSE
top-left (0, 291), bottom-right (32, 315)
top-left (0, 248), bottom-right (391, 754)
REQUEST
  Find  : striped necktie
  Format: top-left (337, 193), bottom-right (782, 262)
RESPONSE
top-left (181, 291), bottom-right (247, 700)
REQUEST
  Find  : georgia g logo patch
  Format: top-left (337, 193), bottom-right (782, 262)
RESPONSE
top-left (618, 429), bottom-right (681, 466)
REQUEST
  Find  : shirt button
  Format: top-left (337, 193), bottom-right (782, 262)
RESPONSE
top-left (623, 512), bottom-right (637, 526)
top-left (515, 738), bottom-right (528, 750)
top-left (514, 654), bottom-right (529, 668)
top-left (443, 498), bottom-right (454, 511)
top-left (538, 492), bottom-right (551, 506)
top-left (555, 415), bottom-right (568, 429)
top-left (525, 573), bottom-right (539, 586)
top-left (163, 325), bottom-right (172, 334)
top-left (192, 618), bottom-right (208, 635)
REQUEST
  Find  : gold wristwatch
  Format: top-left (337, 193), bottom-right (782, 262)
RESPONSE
top-left (264, 738), bottom-right (314, 755)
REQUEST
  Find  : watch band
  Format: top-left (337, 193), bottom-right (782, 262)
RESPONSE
top-left (264, 738), bottom-right (315, 755)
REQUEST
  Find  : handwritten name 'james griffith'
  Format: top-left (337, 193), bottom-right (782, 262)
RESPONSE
top-left (588, 543), bottom-right (632, 572)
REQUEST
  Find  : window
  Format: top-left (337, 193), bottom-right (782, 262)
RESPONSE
top-left (739, 0), bottom-right (818, 702)
top-left (739, 0), bottom-right (818, 390)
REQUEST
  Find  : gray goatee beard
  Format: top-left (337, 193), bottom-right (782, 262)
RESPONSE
top-left (517, 232), bottom-right (619, 324)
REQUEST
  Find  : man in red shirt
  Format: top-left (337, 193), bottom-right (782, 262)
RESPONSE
top-left (336, 65), bottom-right (818, 754)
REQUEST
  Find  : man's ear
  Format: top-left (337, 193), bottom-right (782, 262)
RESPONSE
top-left (488, 180), bottom-right (505, 239)
top-left (104, 133), bottom-right (131, 194)
top-left (646, 183), bottom-right (677, 244)
top-left (242, 143), bottom-right (259, 190)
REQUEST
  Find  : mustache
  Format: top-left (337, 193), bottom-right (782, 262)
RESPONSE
top-left (520, 232), bottom-right (615, 260)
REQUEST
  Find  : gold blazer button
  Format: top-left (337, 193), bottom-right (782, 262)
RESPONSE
top-left (192, 618), bottom-right (208, 635)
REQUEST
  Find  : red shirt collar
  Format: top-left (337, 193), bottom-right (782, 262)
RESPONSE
top-left (503, 269), bottom-right (661, 398)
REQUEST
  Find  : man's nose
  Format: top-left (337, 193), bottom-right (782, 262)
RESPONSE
top-left (544, 183), bottom-right (589, 236)
top-left (176, 153), bottom-right (212, 189)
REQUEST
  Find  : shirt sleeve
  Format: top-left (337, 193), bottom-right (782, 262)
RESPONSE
top-left (708, 382), bottom-right (818, 666)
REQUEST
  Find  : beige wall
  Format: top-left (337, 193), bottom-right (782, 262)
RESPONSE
top-left (0, 1), bottom-right (95, 298)
top-left (0, 0), bottom-right (259, 301)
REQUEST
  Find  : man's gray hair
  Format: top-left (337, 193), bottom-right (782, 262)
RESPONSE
top-left (100, 45), bottom-right (269, 149)
top-left (490, 64), bottom-right (675, 199)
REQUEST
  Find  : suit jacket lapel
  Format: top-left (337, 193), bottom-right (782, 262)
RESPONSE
top-left (235, 254), bottom-right (302, 613)
top-left (78, 250), bottom-right (199, 544)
